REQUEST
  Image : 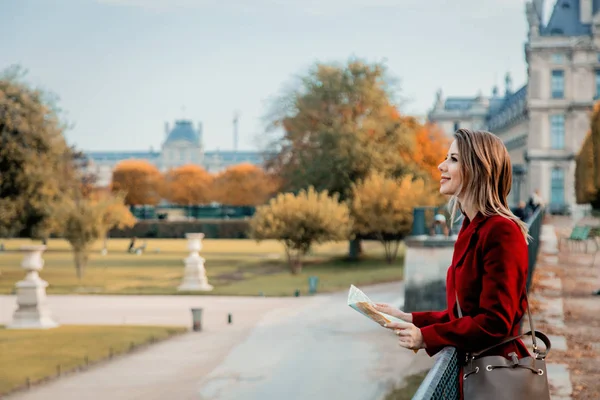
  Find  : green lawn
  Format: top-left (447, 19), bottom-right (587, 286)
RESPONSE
top-left (0, 238), bottom-right (404, 296)
top-left (0, 325), bottom-right (187, 396)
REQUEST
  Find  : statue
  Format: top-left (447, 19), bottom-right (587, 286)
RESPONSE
top-left (435, 88), bottom-right (444, 107)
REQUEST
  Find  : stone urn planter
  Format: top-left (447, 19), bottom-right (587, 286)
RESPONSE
top-left (7, 245), bottom-right (59, 329)
top-left (177, 233), bottom-right (213, 291)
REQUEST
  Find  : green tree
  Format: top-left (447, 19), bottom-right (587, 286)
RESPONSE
top-left (350, 172), bottom-right (438, 263)
top-left (51, 191), bottom-right (136, 279)
top-left (249, 187), bottom-right (352, 274)
top-left (0, 65), bottom-right (76, 238)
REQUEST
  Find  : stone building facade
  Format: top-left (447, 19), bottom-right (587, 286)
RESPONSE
top-left (84, 119), bottom-right (265, 187)
top-left (429, 0), bottom-right (600, 215)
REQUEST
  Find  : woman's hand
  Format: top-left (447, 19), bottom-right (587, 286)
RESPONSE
top-left (373, 303), bottom-right (413, 323)
top-left (384, 321), bottom-right (426, 351)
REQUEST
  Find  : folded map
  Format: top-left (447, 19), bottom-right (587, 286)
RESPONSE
top-left (347, 284), bottom-right (418, 353)
top-left (347, 284), bottom-right (404, 326)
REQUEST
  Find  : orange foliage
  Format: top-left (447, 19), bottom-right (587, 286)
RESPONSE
top-left (212, 163), bottom-right (280, 206)
top-left (111, 160), bottom-right (163, 205)
top-left (163, 164), bottom-right (213, 205)
top-left (412, 123), bottom-right (450, 182)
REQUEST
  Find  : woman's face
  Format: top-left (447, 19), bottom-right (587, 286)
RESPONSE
top-left (438, 140), bottom-right (462, 196)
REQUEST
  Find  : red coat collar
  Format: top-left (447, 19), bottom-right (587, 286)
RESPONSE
top-left (451, 212), bottom-right (487, 268)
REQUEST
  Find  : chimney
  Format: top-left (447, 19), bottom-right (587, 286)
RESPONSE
top-left (197, 122), bottom-right (203, 144)
top-left (504, 72), bottom-right (513, 97)
top-left (581, 0), bottom-right (593, 24)
top-left (164, 122), bottom-right (170, 137)
top-left (533, 0), bottom-right (545, 23)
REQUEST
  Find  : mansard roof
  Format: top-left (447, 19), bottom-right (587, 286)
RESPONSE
top-left (486, 85), bottom-right (528, 132)
top-left (542, 0), bottom-right (600, 36)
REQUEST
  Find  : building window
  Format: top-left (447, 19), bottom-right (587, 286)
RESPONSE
top-left (551, 53), bottom-right (564, 64)
top-left (550, 168), bottom-right (565, 207)
top-left (551, 70), bottom-right (564, 98)
top-left (453, 121), bottom-right (460, 132)
top-left (550, 114), bottom-right (565, 149)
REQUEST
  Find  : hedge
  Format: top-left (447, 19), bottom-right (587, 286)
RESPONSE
top-left (108, 219), bottom-right (251, 239)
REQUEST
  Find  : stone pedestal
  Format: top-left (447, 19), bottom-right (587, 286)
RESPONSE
top-left (8, 245), bottom-right (59, 329)
top-left (178, 233), bottom-right (213, 292)
top-left (403, 235), bottom-right (456, 313)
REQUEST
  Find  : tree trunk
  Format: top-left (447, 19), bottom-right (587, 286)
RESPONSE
top-left (381, 239), bottom-right (401, 264)
top-left (291, 258), bottom-right (303, 275)
top-left (284, 246), bottom-right (303, 274)
top-left (74, 250), bottom-right (87, 280)
top-left (348, 238), bottom-right (363, 260)
top-left (591, 195), bottom-right (600, 211)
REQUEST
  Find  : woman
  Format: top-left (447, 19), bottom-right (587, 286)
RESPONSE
top-left (374, 129), bottom-right (531, 393)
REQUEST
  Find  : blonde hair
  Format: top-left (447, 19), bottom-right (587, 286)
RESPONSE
top-left (449, 129), bottom-right (529, 241)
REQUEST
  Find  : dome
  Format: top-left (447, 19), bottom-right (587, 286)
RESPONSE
top-left (164, 120), bottom-right (200, 145)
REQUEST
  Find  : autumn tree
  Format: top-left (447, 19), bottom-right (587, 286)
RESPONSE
top-left (265, 59), bottom-right (424, 258)
top-left (212, 163), bottom-right (279, 206)
top-left (0, 65), bottom-right (77, 239)
top-left (575, 132), bottom-right (595, 205)
top-left (410, 121), bottom-right (450, 184)
top-left (593, 102), bottom-right (600, 196)
top-left (265, 59), bottom-right (416, 200)
top-left (51, 191), bottom-right (136, 279)
top-left (575, 102), bottom-right (600, 210)
top-left (350, 172), bottom-right (438, 263)
top-left (111, 160), bottom-right (163, 205)
top-left (163, 164), bottom-right (213, 205)
top-left (250, 187), bottom-right (352, 274)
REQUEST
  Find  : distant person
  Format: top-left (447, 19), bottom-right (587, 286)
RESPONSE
top-left (128, 237), bottom-right (137, 253)
top-left (513, 201), bottom-right (528, 222)
top-left (135, 241), bottom-right (147, 255)
top-left (374, 129), bottom-right (549, 399)
top-left (527, 189), bottom-right (544, 211)
top-left (430, 213), bottom-right (449, 236)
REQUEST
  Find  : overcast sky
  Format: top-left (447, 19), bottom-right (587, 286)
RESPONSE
top-left (1, 0), bottom-right (556, 152)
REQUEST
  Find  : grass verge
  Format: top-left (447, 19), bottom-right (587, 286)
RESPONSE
top-left (384, 370), bottom-right (429, 400)
top-left (0, 324), bottom-right (187, 396)
top-left (0, 239), bottom-right (404, 296)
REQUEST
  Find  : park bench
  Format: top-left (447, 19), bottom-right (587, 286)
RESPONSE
top-left (560, 225), bottom-right (591, 252)
top-left (559, 225), bottom-right (600, 266)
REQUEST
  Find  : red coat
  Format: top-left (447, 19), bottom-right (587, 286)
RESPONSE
top-left (413, 212), bottom-right (531, 360)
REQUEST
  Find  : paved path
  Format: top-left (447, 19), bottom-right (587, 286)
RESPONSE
top-left (196, 282), bottom-right (432, 400)
top-left (1, 282), bottom-right (432, 400)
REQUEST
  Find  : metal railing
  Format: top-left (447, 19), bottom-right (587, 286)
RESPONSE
top-left (411, 207), bottom-right (545, 400)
